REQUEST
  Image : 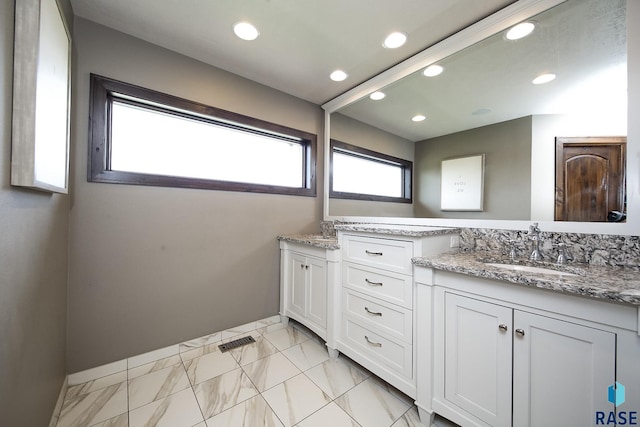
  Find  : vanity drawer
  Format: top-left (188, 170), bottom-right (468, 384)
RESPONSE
top-left (341, 318), bottom-right (412, 378)
top-left (343, 289), bottom-right (412, 343)
top-left (342, 262), bottom-right (412, 309)
top-left (342, 235), bottom-right (413, 274)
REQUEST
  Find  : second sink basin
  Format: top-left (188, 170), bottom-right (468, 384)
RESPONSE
top-left (485, 262), bottom-right (579, 277)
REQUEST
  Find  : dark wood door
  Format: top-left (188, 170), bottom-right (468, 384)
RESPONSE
top-left (555, 136), bottom-right (626, 222)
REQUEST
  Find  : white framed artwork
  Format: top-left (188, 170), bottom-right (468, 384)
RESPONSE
top-left (440, 154), bottom-right (485, 211)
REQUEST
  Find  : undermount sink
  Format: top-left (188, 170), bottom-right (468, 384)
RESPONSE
top-left (485, 263), bottom-right (579, 277)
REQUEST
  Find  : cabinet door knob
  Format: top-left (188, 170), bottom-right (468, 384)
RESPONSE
top-left (515, 328), bottom-right (525, 337)
top-left (498, 324), bottom-right (508, 332)
top-left (365, 278), bottom-right (383, 286)
top-left (305, 265), bottom-right (309, 270)
top-left (365, 250), bottom-right (383, 256)
top-left (364, 336), bottom-right (383, 347)
top-left (300, 264), bottom-right (305, 269)
top-left (365, 307), bottom-right (383, 317)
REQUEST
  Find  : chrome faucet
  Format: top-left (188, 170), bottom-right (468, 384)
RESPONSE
top-left (527, 222), bottom-right (543, 261)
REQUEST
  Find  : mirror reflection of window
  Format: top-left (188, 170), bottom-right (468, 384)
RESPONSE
top-left (333, 151), bottom-right (403, 198)
top-left (329, 139), bottom-right (412, 203)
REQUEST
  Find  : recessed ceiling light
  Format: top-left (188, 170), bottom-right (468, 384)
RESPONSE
top-left (370, 91), bottom-right (386, 100)
top-left (423, 64), bottom-right (444, 77)
top-left (233, 22), bottom-right (260, 41)
top-left (412, 115), bottom-right (426, 122)
top-left (505, 21), bottom-right (536, 40)
top-left (330, 70), bottom-right (348, 82)
top-left (383, 32), bottom-right (407, 49)
top-left (532, 73), bottom-right (556, 84)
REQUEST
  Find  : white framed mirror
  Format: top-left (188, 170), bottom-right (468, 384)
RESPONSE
top-left (322, 0), bottom-right (638, 235)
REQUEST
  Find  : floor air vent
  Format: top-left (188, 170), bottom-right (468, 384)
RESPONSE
top-left (218, 336), bottom-right (256, 352)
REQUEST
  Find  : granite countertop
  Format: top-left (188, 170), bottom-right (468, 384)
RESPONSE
top-left (413, 251), bottom-right (640, 306)
top-left (277, 234), bottom-right (339, 250)
top-left (278, 224), bottom-right (459, 250)
top-left (334, 223), bottom-right (459, 237)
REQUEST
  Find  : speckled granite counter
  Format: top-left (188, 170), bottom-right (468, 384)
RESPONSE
top-left (413, 251), bottom-right (640, 306)
top-left (278, 224), bottom-right (457, 250)
top-left (335, 223), bottom-right (459, 237)
top-left (277, 234), bottom-right (339, 250)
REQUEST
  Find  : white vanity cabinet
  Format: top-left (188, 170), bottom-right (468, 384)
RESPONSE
top-left (441, 292), bottom-right (615, 427)
top-left (510, 310), bottom-right (615, 427)
top-left (287, 252), bottom-right (327, 330)
top-left (279, 241), bottom-right (340, 345)
top-left (415, 267), bottom-right (640, 427)
top-left (337, 230), bottom-right (454, 398)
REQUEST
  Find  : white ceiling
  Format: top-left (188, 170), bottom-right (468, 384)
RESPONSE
top-left (69, 0), bottom-right (515, 105)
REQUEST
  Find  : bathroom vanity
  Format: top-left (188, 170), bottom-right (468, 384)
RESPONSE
top-left (279, 226), bottom-right (640, 427)
top-left (414, 253), bottom-right (640, 427)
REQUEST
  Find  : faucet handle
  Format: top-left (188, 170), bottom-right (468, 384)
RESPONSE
top-left (508, 240), bottom-right (517, 259)
top-left (557, 242), bottom-right (572, 264)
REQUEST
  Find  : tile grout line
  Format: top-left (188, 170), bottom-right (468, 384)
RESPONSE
top-left (182, 349), bottom-right (209, 426)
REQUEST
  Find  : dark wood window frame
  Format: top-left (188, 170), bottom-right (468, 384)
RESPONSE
top-left (88, 74), bottom-right (317, 196)
top-left (329, 139), bottom-right (412, 203)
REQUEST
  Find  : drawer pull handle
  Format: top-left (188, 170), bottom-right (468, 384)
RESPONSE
top-left (365, 307), bottom-right (383, 317)
top-left (364, 336), bottom-right (383, 347)
top-left (365, 250), bottom-right (383, 256)
top-left (365, 278), bottom-right (383, 286)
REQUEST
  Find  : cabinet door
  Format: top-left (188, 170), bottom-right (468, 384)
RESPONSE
top-left (289, 252), bottom-right (307, 316)
top-left (306, 256), bottom-right (327, 329)
top-left (512, 311), bottom-right (615, 427)
top-left (444, 293), bottom-right (513, 427)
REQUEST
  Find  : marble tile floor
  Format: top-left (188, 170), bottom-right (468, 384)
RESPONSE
top-left (53, 316), bottom-right (459, 427)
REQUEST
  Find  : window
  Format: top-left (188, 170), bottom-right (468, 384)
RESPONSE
top-left (89, 74), bottom-right (316, 196)
top-left (330, 139), bottom-right (412, 203)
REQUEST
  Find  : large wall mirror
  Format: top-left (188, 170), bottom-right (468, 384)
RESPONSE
top-left (323, 0), bottom-right (639, 235)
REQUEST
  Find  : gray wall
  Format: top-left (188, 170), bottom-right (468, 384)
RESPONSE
top-left (0, 0), bottom-right (71, 425)
top-left (329, 113), bottom-right (415, 217)
top-left (415, 116), bottom-right (532, 219)
top-left (67, 18), bottom-right (324, 372)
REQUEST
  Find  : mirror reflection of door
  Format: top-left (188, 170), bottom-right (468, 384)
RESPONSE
top-left (555, 137), bottom-right (626, 222)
